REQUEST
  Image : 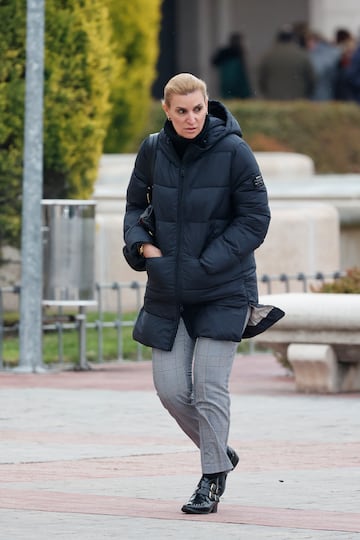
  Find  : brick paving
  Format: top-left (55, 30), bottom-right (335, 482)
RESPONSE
top-left (0, 354), bottom-right (360, 539)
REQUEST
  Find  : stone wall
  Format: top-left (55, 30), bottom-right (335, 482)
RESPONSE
top-left (92, 152), bottom-right (344, 310)
top-left (2, 152), bottom-right (359, 312)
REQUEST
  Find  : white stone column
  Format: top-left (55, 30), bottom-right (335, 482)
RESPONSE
top-left (309, 0), bottom-right (360, 40)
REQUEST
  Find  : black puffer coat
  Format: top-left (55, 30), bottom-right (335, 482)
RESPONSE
top-left (124, 101), bottom-right (284, 350)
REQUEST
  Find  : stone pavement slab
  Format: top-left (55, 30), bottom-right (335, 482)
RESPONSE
top-left (0, 354), bottom-right (360, 539)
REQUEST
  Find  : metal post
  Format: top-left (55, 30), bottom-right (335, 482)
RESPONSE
top-left (18, 0), bottom-right (45, 372)
top-left (0, 288), bottom-right (4, 369)
top-left (96, 284), bottom-right (104, 364)
top-left (76, 306), bottom-right (89, 371)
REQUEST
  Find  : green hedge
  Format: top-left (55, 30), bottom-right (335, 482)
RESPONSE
top-left (103, 0), bottom-right (162, 153)
top-left (312, 267), bottom-right (360, 293)
top-left (0, 0), bottom-right (162, 254)
top-left (0, 1), bottom-right (26, 250)
top-left (44, 0), bottom-right (114, 199)
top-left (135, 99), bottom-right (360, 174)
top-left (0, 0), bottom-right (115, 254)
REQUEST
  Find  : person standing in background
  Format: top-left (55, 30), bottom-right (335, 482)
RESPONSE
top-left (334, 28), bottom-right (357, 101)
top-left (306, 31), bottom-right (341, 101)
top-left (258, 24), bottom-right (315, 100)
top-left (211, 32), bottom-right (253, 98)
top-left (346, 38), bottom-right (360, 103)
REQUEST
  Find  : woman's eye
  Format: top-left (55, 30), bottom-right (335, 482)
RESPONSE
top-left (194, 106), bottom-right (202, 113)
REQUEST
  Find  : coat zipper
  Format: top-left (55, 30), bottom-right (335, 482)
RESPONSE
top-left (174, 166), bottom-right (186, 321)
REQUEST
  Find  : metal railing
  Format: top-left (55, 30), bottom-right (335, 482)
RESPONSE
top-left (258, 271), bottom-right (345, 294)
top-left (0, 285), bottom-right (21, 369)
top-left (0, 271), bottom-right (345, 369)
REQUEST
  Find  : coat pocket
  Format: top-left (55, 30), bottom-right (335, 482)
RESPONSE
top-left (145, 256), bottom-right (176, 297)
top-left (133, 307), bottom-right (177, 351)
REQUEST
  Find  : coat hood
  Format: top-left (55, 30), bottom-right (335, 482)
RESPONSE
top-left (206, 100), bottom-right (243, 144)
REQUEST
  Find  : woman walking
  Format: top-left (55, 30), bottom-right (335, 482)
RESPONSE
top-left (123, 73), bottom-right (283, 514)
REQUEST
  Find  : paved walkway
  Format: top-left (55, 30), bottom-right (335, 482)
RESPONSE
top-left (0, 353), bottom-right (359, 539)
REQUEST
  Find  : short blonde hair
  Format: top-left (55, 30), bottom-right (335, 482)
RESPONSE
top-left (163, 73), bottom-right (208, 107)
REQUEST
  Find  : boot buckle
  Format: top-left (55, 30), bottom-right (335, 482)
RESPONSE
top-left (209, 482), bottom-right (220, 502)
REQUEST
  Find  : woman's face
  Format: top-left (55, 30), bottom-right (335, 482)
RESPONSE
top-left (162, 90), bottom-right (208, 139)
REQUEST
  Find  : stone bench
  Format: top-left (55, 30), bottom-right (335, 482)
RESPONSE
top-left (253, 293), bottom-right (360, 393)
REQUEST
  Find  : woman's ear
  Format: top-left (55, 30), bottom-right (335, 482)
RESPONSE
top-left (162, 102), bottom-right (169, 117)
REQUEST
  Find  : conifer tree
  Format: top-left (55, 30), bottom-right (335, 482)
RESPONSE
top-left (0, 0), bottom-right (26, 251)
top-left (43, 0), bottom-right (114, 198)
top-left (104, 0), bottom-right (162, 152)
top-left (0, 0), bottom-right (162, 254)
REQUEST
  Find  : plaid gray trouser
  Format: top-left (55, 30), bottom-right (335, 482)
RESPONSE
top-left (152, 318), bottom-right (239, 474)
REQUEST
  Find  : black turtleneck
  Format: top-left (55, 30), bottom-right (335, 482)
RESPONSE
top-left (164, 115), bottom-right (210, 159)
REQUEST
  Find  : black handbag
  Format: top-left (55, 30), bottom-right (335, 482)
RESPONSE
top-left (139, 203), bottom-right (155, 237)
top-left (138, 133), bottom-right (159, 238)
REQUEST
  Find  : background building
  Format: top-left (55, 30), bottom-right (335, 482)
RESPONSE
top-left (153, 0), bottom-right (360, 98)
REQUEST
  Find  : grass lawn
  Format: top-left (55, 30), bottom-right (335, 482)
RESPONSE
top-left (1, 311), bottom-right (151, 368)
top-left (1, 310), bottom-right (252, 368)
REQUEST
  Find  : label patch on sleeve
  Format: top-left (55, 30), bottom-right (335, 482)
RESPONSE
top-left (253, 174), bottom-right (264, 188)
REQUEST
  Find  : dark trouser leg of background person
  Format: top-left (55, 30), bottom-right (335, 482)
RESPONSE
top-left (152, 318), bottom-right (240, 514)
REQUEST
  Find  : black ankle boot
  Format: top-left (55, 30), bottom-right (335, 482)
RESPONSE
top-left (181, 446), bottom-right (239, 514)
top-left (181, 474), bottom-right (225, 514)
top-left (218, 445), bottom-right (239, 495)
top-left (213, 446), bottom-right (239, 497)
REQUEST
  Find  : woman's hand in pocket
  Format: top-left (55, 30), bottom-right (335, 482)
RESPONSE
top-left (143, 243), bottom-right (162, 258)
